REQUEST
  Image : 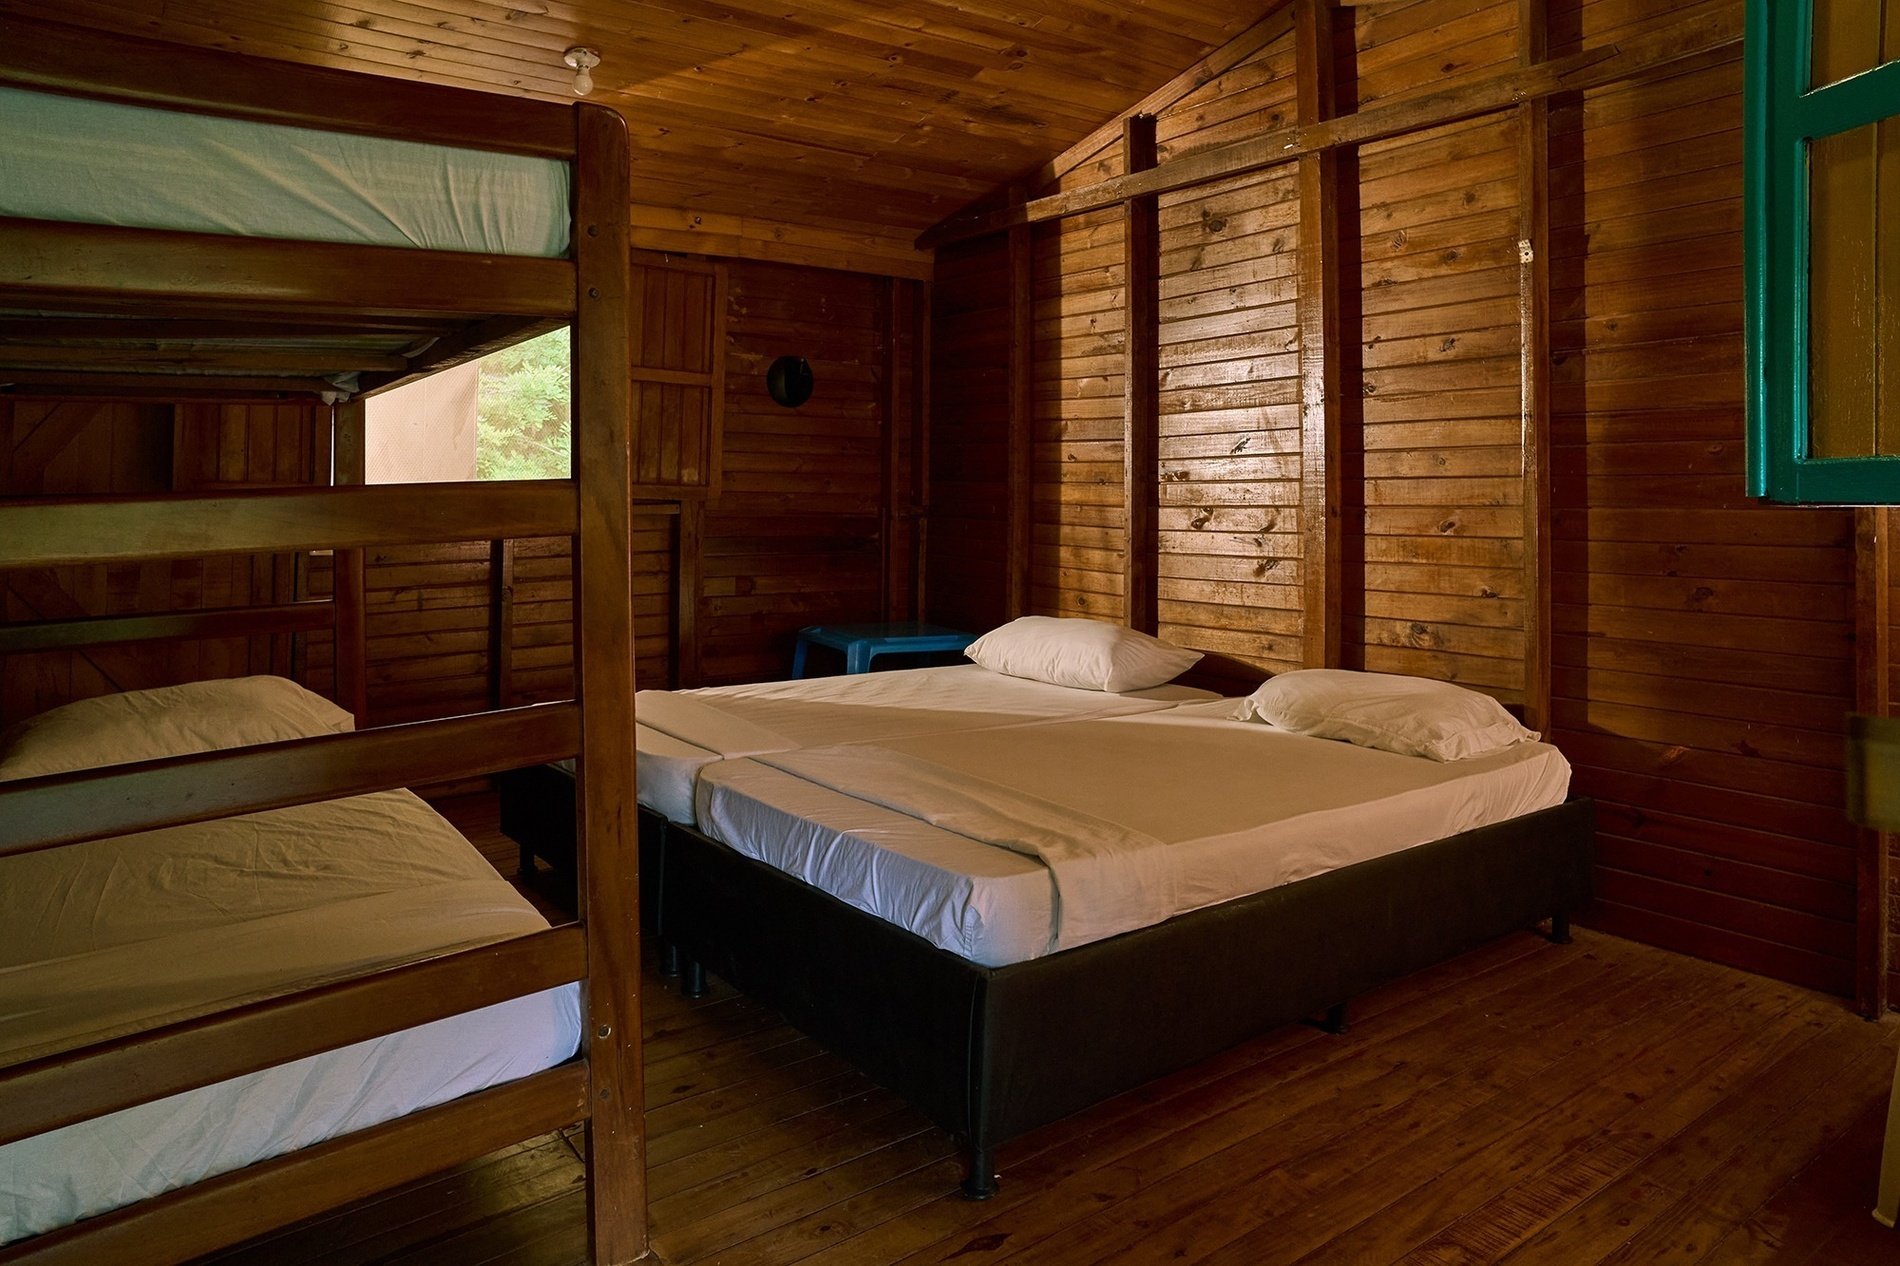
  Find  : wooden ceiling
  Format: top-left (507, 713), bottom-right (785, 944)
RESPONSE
top-left (10, 1), bottom-right (1278, 269)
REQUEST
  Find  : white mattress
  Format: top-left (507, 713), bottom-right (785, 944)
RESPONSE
top-left (0, 87), bottom-right (570, 257)
top-left (0, 790), bottom-right (581, 1245)
top-left (626, 665), bottom-right (1217, 825)
top-left (696, 701), bottom-right (1573, 967)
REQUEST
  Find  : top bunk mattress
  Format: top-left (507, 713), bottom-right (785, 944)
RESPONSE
top-left (0, 788), bottom-right (581, 1245)
top-left (0, 87), bottom-right (570, 257)
top-left (695, 700), bottom-right (1573, 967)
top-left (627, 665), bottom-right (1221, 824)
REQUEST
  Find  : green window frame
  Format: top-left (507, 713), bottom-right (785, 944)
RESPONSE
top-left (1746, 0), bottom-right (1900, 503)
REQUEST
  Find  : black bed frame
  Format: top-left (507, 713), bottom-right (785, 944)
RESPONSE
top-left (654, 796), bottom-right (1594, 1197)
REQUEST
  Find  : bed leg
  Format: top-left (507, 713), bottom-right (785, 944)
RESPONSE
top-left (517, 840), bottom-right (535, 881)
top-left (960, 1146), bottom-right (998, 1201)
top-left (1548, 913), bottom-right (1573, 945)
top-left (661, 941), bottom-right (681, 977)
top-left (1322, 1002), bottom-right (1349, 1035)
top-left (682, 958), bottom-right (707, 999)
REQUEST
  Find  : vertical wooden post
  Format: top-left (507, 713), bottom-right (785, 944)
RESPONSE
top-left (1123, 114), bottom-right (1161, 636)
top-left (1856, 507), bottom-right (1892, 1018)
top-left (572, 102), bottom-right (646, 1265)
top-left (487, 538), bottom-right (515, 710)
top-left (1518, 0), bottom-right (1554, 733)
top-left (913, 280), bottom-right (934, 621)
top-left (331, 398), bottom-right (369, 726)
top-left (1006, 203), bottom-right (1035, 621)
top-left (675, 500), bottom-right (703, 689)
top-left (880, 277), bottom-right (903, 621)
top-left (1295, 0), bottom-right (1343, 669)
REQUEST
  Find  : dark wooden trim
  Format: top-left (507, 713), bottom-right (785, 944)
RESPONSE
top-left (0, 601), bottom-right (333, 654)
top-left (1855, 508), bottom-right (1891, 1017)
top-left (489, 539), bottom-right (518, 710)
top-left (0, 15), bottom-right (576, 158)
top-left (0, 704), bottom-right (579, 858)
top-left (0, 481), bottom-right (578, 568)
top-left (1122, 115), bottom-right (1161, 636)
top-left (918, 7), bottom-right (1742, 248)
top-left (571, 101), bottom-right (648, 1266)
top-left (0, 926), bottom-right (584, 1145)
top-left (0, 345), bottom-right (409, 375)
top-left (0, 219), bottom-right (575, 321)
top-left (0, 372), bottom-right (338, 400)
top-left (1296, 0), bottom-right (1343, 670)
top-left (676, 499), bottom-right (705, 689)
top-left (1519, 0), bottom-right (1554, 735)
top-left (880, 278), bottom-right (903, 620)
top-left (1006, 205), bottom-right (1035, 621)
top-left (0, 1065), bottom-right (588, 1266)
top-left (708, 262), bottom-right (731, 499)
top-left (913, 280), bottom-right (934, 620)
top-left (332, 399), bottom-right (370, 725)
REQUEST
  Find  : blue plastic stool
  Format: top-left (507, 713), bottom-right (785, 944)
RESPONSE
top-left (792, 622), bottom-right (977, 677)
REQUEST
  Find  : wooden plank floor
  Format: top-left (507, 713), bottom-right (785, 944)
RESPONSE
top-left (197, 794), bottom-right (1900, 1266)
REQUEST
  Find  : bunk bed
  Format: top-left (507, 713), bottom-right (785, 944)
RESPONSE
top-left (0, 17), bottom-right (644, 1266)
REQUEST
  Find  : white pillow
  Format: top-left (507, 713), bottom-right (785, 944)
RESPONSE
top-left (1238, 669), bottom-right (1536, 761)
top-left (0, 676), bottom-right (355, 781)
top-left (964, 616), bottom-right (1202, 693)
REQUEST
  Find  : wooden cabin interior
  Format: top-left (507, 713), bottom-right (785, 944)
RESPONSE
top-left (2, 1), bottom-right (1899, 1263)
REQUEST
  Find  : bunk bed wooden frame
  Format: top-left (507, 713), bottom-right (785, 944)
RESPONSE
top-left (0, 17), bottom-right (646, 1266)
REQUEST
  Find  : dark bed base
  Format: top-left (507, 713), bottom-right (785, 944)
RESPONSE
top-left (496, 765), bottom-right (669, 936)
top-left (661, 797), bottom-right (1595, 1197)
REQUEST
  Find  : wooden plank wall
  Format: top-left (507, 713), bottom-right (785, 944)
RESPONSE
top-left (1352, 3), bottom-right (1528, 703)
top-left (1032, 142), bottom-right (1130, 624)
top-left (0, 398), bottom-right (320, 725)
top-left (1155, 37), bottom-right (1305, 672)
top-left (696, 260), bottom-right (908, 685)
top-left (1547, 0), bottom-right (1859, 998)
top-left (925, 0), bottom-right (1875, 1001)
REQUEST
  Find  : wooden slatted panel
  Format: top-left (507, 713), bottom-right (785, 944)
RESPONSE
top-left (699, 261), bottom-right (889, 684)
top-left (1154, 33), bottom-right (1304, 671)
top-left (631, 256), bottom-right (722, 494)
top-left (1031, 139), bottom-right (1129, 624)
top-left (1, 398), bottom-right (321, 726)
top-left (1352, 1), bottom-right (1528, 705)
top-left (926, 236), bottom-right (1010, 634)
top-left (1550, 0), bottom-right (1859, 996)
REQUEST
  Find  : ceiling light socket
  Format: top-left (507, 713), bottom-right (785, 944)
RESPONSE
top-left (563, 46), bottom-right (601, 97)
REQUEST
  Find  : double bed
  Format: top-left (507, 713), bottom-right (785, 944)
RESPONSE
top-left (501, 627), bottom-right (1593, 1198)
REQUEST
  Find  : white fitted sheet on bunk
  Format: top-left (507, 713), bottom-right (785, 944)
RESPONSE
top-left (622, 665), bottom-right (1218, 825)
top-left (0, 86), bottom-right (570, 257)
top-left (696, 701), bottom-right (1573, 967)
top-left (0, 789), bottom-right (581, 1246)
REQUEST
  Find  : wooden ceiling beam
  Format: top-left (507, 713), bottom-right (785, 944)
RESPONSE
top-left (918, 4), bottom-right (1743, 248)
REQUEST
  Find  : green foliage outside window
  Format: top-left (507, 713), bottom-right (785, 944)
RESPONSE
top-left (476, 327), bottom-right (571, 481)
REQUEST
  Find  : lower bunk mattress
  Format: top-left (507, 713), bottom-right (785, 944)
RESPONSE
top-left (695, 700), bottom-right (1574, 967)
top-left (0, 788), bottom-right (580, 1246)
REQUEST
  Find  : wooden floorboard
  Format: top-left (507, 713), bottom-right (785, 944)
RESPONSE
top-left (182, 791), bottom-right (1900, 1266)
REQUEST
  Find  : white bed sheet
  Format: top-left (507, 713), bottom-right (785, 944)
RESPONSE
top-left (0, 789), bottom-right (580, 1245)
top-left (0, 87), bottom-right (570, 257)
top-left (696, 701), bottom-right (1573, 966)
top-left (625, 665), bottom-right (1217, 825)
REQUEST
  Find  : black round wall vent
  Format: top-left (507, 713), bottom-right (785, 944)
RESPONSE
top-left (766, 356), bottom-right (815, 408)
